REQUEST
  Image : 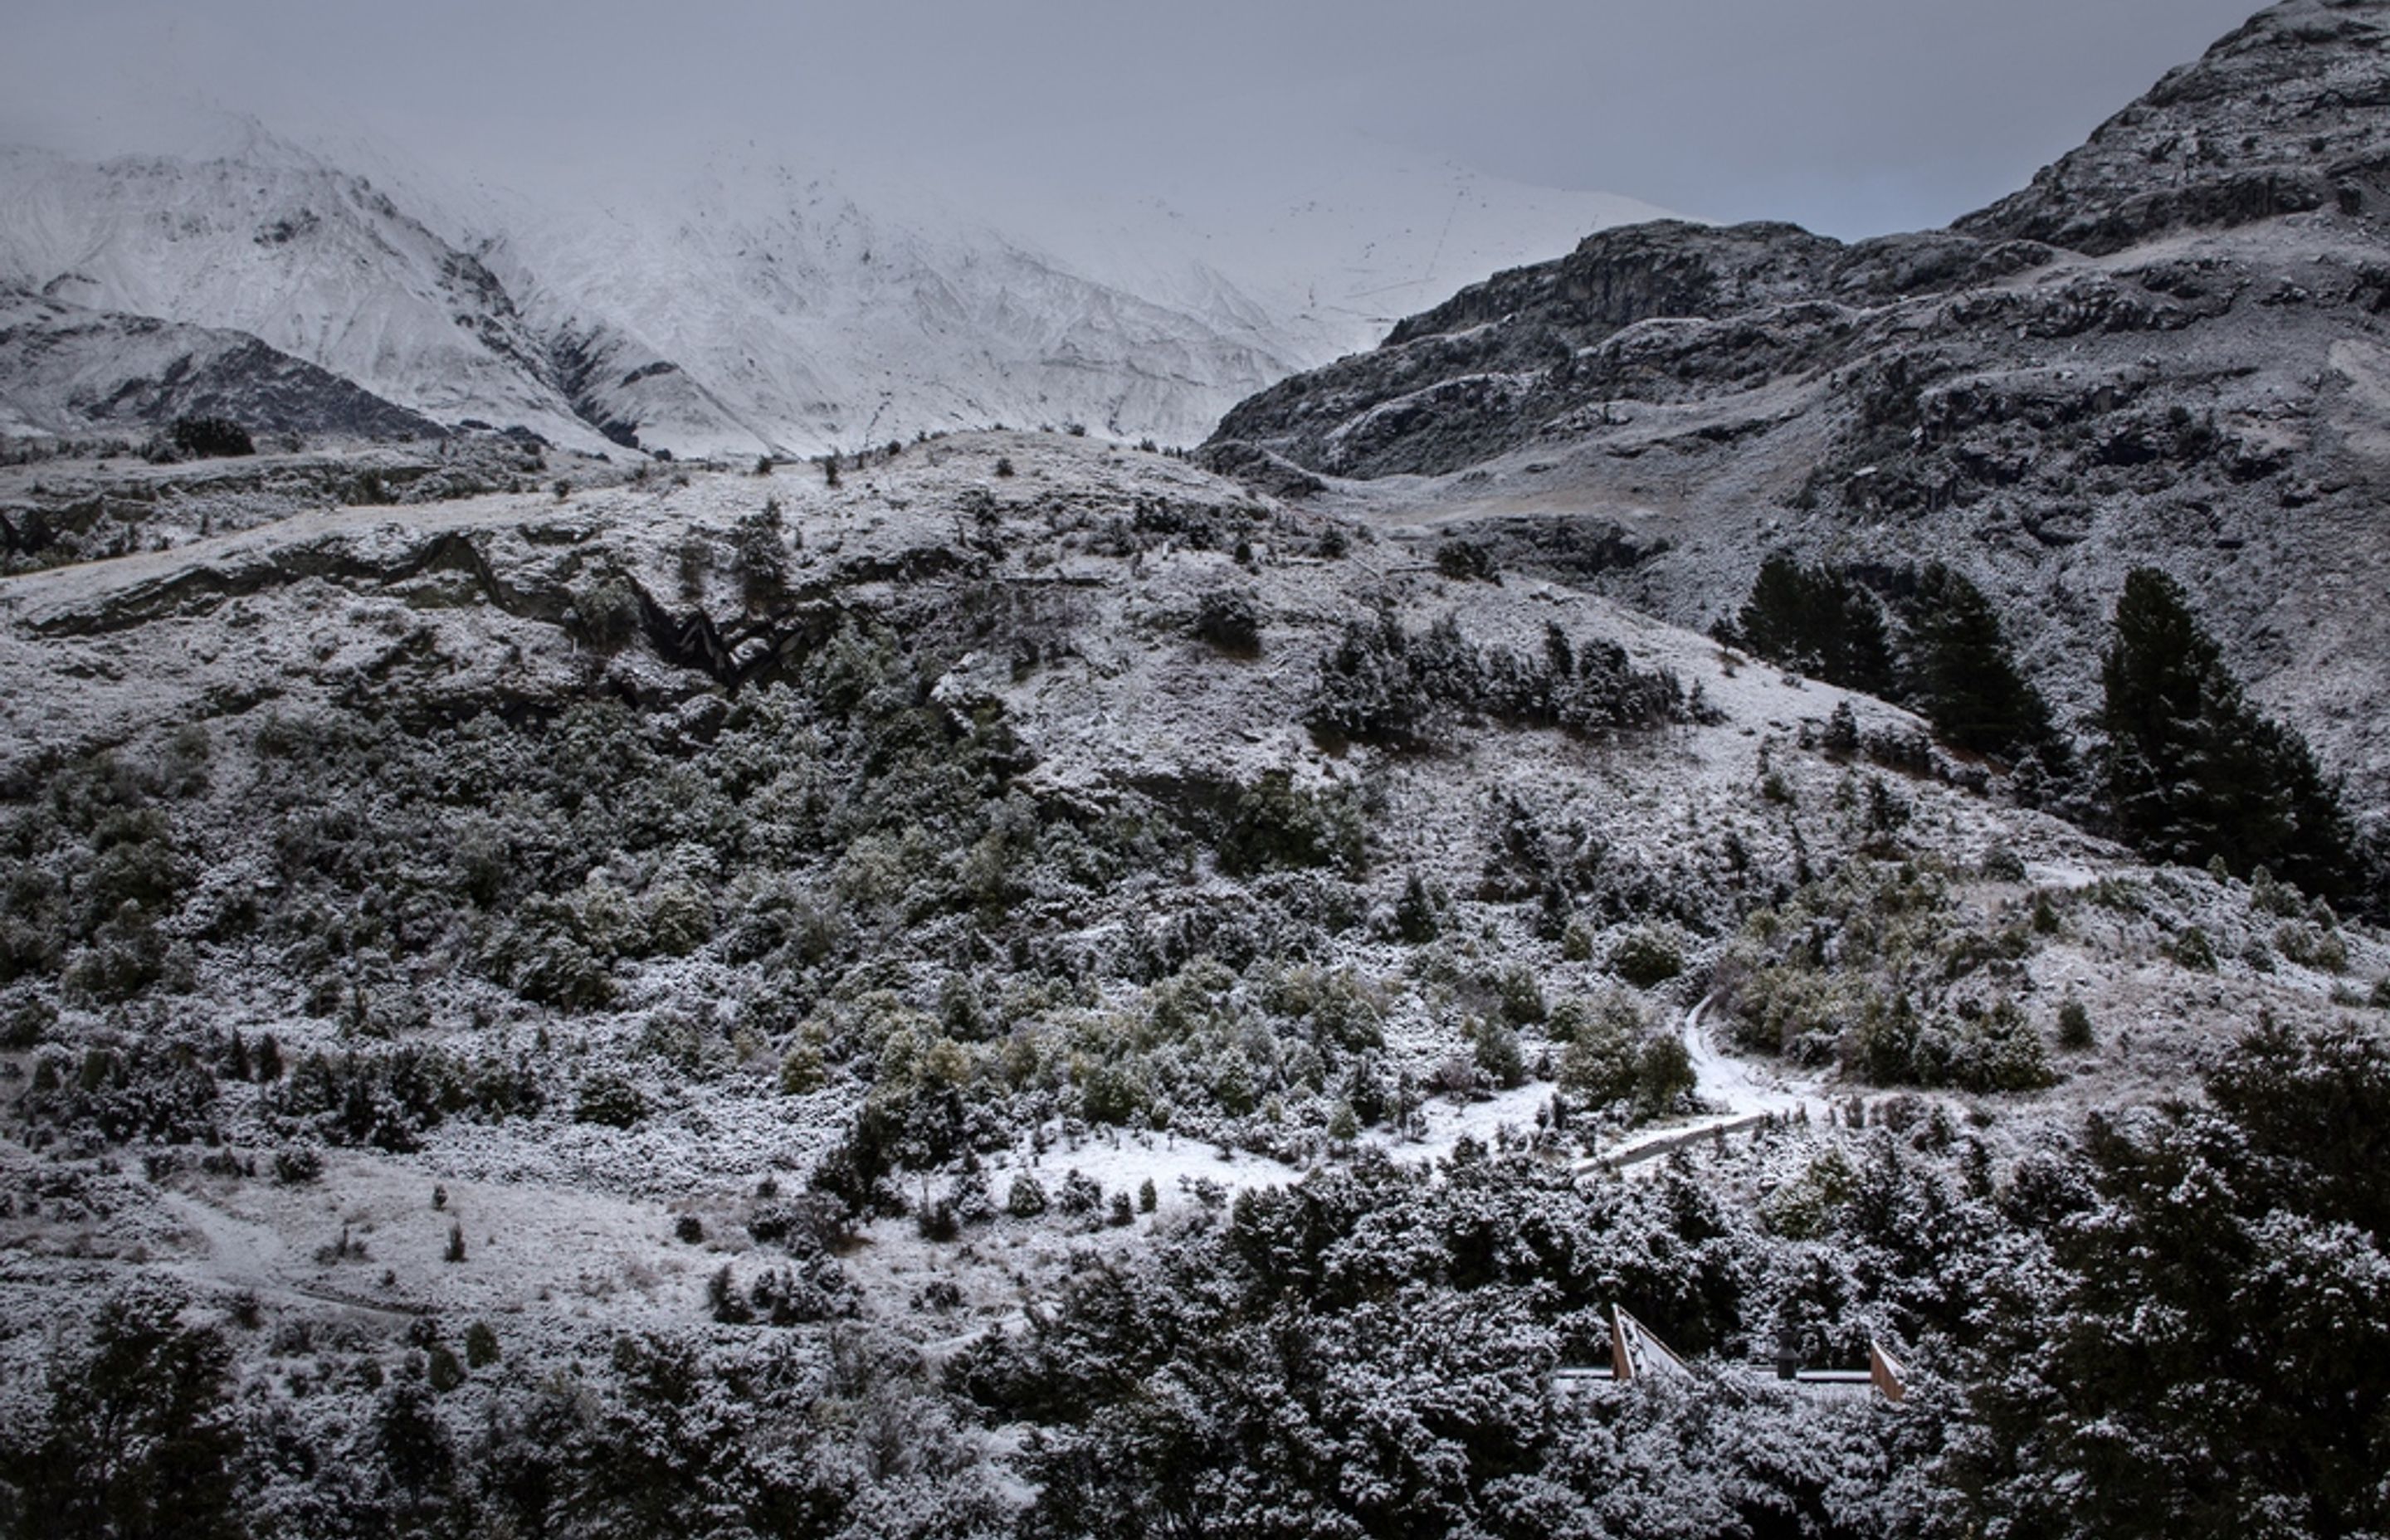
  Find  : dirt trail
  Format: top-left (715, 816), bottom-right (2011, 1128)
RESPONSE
top-left (1576, 996), bottom-right (1822, 1175)
top-left (158, 1191), bottom-right (421, 1318)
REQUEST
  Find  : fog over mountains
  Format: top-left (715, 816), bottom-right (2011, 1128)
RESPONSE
top-left (0, 116), bottom-right (1667, 456)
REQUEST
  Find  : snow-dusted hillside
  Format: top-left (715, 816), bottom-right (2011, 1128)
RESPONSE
top-left (0, 286), bottom-right (437, 443)
top-left (0, 140), bottom-right (630, 451)
top-left (0, 119), bottom-right (1671, 457)
top-left (2, 411), bottom-right (2385, 1540)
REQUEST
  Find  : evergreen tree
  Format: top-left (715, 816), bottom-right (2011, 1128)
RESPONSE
top-left (1902, 563), bottom-right (2057, 762)
top-left (2099, 568), bottom-right (2353, 899)
top-left (0, 1280), bottom-right (242, 1540)
top-left (1960, 1018), bottom-right (2390, 1538)
top-left (1726, 556), bottom-right (1895, 696)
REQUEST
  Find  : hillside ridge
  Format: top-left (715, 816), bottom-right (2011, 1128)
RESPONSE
top-left (1200, 0), bottom-right (2390, 818)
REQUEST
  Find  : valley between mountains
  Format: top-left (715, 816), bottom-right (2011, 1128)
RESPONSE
top-left (4, 3), bottom-right (2390, 1538)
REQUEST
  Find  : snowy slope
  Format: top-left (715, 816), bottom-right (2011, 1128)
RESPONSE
top-left (0, 119), bottom-right (1675, 456)
top-left (480, 134), bottom-right (1678, 455)
top-left (0, 286), bottom-right (438, 441)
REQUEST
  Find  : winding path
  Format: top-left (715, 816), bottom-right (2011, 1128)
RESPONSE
top-left (158, 1191), bottom-right (425, 1318)
top-left (1573, 996), bottom-right (1821, 1175)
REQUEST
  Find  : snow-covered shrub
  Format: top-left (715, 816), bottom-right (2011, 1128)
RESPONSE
top-left (1262, 963), bottom-right (1387, 1054)
top-left (1055, 1168), bottom-right (1103, 1219)
top-left (567, 571), bottom-right (644, 651)
top-left (1633, 1031), bottom-right (1697, 1115)
top-left (1851, 996), bottom-right (2052, 1093)
top-left (572, 1071), bottom-right (648, 1128)
top-left (2274, 921), bottom-right (2347, 972)
top-left (915, 1199), bottom-right (958, 1241)
top-left (1393, 869), bottom-right (1446, 942)
top-left (1608, 926), bottom-right (1683, 987)
top-left (1555, 999), bottom-right (1638, 1102)
top-left (1467, 1016), bottom-right (1525, 1089)
top-left (2168, 925), bottom-right (2218, 971)
top-left (270, 1147), bottom-right (323, 1185)
top-left (948, 1165), bottom-right (997, 1226)
top-left (776, 1036), bottom-right (827, 1094)
top-left (170, 414), bottom-right (255, 459)
top-left (2056, 997), bottom-right (2094, 1049)
top-left (1433, 538), bottom-right (1499, 581)
top-left (22, 1040), bottom-right (221, 1147)
top-left (1005, 1173), bottom-right (1049, 1218)
top-left (1210, 770), bottom-right (1369, 879)
top-left (1193, 585), bottom-right (1264, 654)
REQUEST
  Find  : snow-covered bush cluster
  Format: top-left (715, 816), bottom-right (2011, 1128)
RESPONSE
top-left (7, 1013), bottom-right (2387, 1538)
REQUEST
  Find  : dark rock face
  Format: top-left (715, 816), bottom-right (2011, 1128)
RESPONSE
top-left (1204, 221), bottom-right (2073, 480)
top-left (1211, 222), bottom-right (1833, 477)
top-left (0, 291), bottom-right (441, 442)
top-left (1198, 0), bottom-right (2390, 808)
top-left (1382, 222), bottom-right (1847, 350)
top-left (1957, 0), bottom-right (2390, 253)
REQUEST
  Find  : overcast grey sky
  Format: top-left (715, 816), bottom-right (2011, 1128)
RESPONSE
top-left (2, 0), bottom-right (2263, 236)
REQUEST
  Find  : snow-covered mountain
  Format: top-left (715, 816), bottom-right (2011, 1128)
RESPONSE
top-left (472, 154), bottom-right (1301, 456)
top-left (0, 285), bottom-right (438, 442)
top-left (0, 139), bottom-right (621, 449)
top-left (0, 120), bottom-right (1671, 456)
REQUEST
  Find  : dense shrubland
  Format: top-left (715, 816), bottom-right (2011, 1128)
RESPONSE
top-left (2, 573), bottom-right (1755, 1195)
top-left (0, 1289), bottom-right (1007, 1540)
top-left (1714, 857), bottom-right (2055, 1094)
top-left (1310, 609), bottom-right (1705, 751)
top-left (951, 1014), bottom-right (2390, 1539)
top-left (6, 440), bottom-right (2386, 1538)
top-left (7, 1015), bottom-right (2383, 1538)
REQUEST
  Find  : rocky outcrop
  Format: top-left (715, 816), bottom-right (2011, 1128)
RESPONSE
top-left (1957, 0), bottom-right (2390, 253)
top-left (0, 433), bottom-right (590, 575)
top-left (1203, 220), bottom-right (2076, 480)
top-left (1198, 1), bottom-right (2390, 813)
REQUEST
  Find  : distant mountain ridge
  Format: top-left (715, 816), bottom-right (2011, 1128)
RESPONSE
top-left (0, 124), bottom-right (1668, 457)
top-left (0, 144), bottom-right (605, 446)
top-left (0, 286), bottom-right (438, 443)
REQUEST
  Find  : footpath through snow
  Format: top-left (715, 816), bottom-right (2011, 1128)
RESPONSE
top-left (1576, 997), bottom-right (1823, 1175)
